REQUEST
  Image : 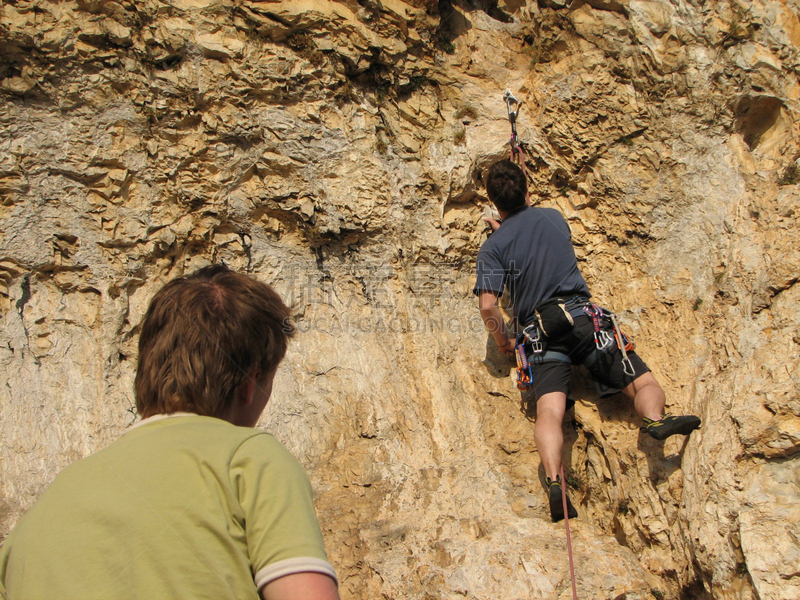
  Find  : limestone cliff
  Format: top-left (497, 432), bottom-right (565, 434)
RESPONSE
top-left (1, 0), bottom-right (799, 598)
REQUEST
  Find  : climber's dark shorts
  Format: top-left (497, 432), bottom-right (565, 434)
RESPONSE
top-left (529, 314), bottom-right (651, 407)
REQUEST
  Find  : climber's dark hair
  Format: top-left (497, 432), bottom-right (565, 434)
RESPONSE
top-left (486, 159), bottom-right (527, 212)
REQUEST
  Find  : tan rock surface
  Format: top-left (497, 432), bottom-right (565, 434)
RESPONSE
top-left (2, 0), bottom-right (799, 598)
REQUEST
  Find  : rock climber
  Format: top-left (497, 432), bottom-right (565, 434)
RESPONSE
top-left (474, 159), bottom-right (701, 523)
top-left (0, 265), bottom-right (340, 600)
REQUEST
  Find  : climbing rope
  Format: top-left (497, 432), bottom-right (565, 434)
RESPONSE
top-left (503, 89), bottom-right (579, 597)
top-left (504, 90), bottom-right (577, 598)
top-left (560, 465), bottom-right (579, 600)
top-left (504, 90), bottom-right (531, 204)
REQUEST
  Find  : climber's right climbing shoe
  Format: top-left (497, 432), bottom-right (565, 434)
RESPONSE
top-left (641, 415), bottom-right (701, 441)
top-left (547, 475), bottom-right (578, 523)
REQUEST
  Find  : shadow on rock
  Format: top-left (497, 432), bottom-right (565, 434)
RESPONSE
top-left (482, 333), bottom-right (514, 378)
top-left (519, 385), bottom-right (537, 419)
top-left (638, 431), bottom-right (690, 484)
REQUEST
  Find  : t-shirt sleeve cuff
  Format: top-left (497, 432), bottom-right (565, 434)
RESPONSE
top-left (254, 557), bottom-right (338, 590)
top-left (473, 287), bottom-right (503, 296)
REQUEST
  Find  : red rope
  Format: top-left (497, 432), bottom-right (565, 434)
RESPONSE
top-left (560, 464), bottom-right (579, 600)
top-left (510, 142), bottom-right (531, 205)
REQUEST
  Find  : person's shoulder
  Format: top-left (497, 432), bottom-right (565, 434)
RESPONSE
top-left (182, 419), bottom-right (282, 458)
top-left (232, 431), bottom-right (299, 465)
top-left (111, 415), bottom-right (270, 466)
top-left (530, 205), bottom-right (565, 218)
top-left (230, 432), bottom-right (311, 485)
top-left (234, 429), bottom-right (282, 449)
top-left (531, 206), bottom-right (569, 228)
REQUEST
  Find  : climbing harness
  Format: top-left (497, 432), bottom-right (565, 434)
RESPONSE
top-left (513, 296), bottom-right (638, 387)
top-left (504, 90), bottom-right (531, 204)
top-left (560, 465), bottom-right (579, 600)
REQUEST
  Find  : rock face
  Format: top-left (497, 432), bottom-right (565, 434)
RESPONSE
top-left (1, 0), bottom-right (799, 598)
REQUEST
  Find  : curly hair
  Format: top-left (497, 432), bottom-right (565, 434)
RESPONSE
top-left (486, 159), bottom-right (527, 212)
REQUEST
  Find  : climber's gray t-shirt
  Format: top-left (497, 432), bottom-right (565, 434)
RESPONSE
top-left (473, 205), bottom-right (590, 328)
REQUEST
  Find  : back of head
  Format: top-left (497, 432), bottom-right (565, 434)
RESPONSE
top-left (486, 159), bottom-right (527, 212)
top-left (135, 265), bottom-right (295, 419)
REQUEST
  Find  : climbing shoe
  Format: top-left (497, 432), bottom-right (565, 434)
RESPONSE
top-left (547, 475), bottom-right (578, 523)
top-left (641, 415), bottom-right (701, 441)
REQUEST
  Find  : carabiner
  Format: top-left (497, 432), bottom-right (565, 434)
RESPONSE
top-left (504, 90), bottom-right (522, 123)
top-left (622, 357), bottom-right (636, 377)
top-left (597, 330), bottom-right (614, 349)
top-left (504, 90), bottom-right (523, 149)
top-left (522, 323), bottom-right (543, 354)
top-left (515, 340), bottom-right (534, 389)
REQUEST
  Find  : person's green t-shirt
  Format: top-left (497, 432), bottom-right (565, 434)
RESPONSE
top-left (0, 414), bottom-right (336, 600)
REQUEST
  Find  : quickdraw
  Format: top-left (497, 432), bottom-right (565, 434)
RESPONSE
top-left (515, 338), bottom-right (533, 390)
top-left (504, 90), bottom-right (531, 205)
top-left (518, 322), bottom-right (544, 390)
top-left (505, 90), bottom-right (522, 151)
top-left (583, 303), bottom-right (614, 350)
top-left (608, 311), bottom-right (636, 376)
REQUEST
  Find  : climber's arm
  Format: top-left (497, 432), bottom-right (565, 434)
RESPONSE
top-left (478, 290), bottom-right (514, 355)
